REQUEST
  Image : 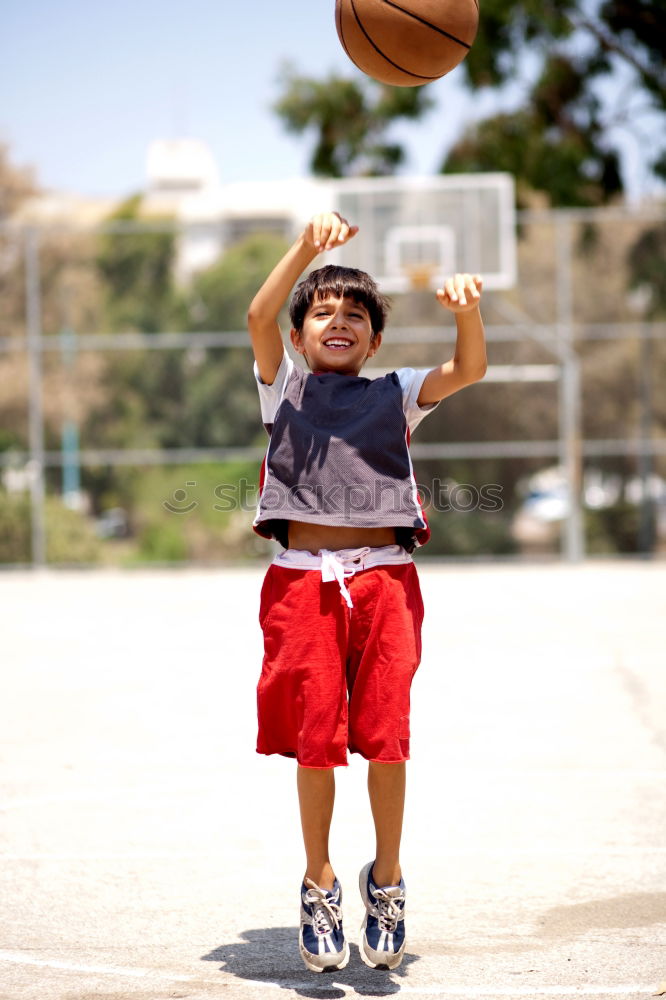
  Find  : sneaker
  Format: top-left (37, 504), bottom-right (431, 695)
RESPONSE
top-left (359, 861), bottom-right (406, 970)
top-left (299, 877), bottom-right (350, 973)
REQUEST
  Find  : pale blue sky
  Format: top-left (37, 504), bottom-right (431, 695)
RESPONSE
top-left (1, 0), bottom-right (659, 201)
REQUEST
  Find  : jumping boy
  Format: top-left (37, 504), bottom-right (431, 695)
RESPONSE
top-left (247, 211), bottom-right (487, 973)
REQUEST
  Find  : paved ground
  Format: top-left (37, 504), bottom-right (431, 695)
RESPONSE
top-left (1, 560), bottom-right (665, 1000)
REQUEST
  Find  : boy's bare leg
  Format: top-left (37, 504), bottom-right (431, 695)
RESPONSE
top-left (367, 761), bottom-right (406, 886)
top-left (297, 765), bottom-right (336, 890)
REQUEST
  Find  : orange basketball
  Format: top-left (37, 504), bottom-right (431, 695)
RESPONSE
top-left (335, 0), bottom-right (479, 87)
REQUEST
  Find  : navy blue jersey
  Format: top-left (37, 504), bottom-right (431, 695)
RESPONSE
top-left (253, 353), bottom-right (439, 551)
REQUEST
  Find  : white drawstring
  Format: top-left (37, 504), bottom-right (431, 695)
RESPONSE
top-left (270, 544), bottom-right (412, 610)
top-left (320, 547), bottom-right (371, 609)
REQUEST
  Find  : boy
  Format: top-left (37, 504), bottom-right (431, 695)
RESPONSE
top-left (248, 211), bottom-right (486, 973)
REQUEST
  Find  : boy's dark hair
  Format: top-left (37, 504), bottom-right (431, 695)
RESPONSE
top-left (289, 265), bottom-right (390, 337)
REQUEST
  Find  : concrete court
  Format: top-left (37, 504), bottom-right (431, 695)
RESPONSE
top-left (0, 560), bottom-right (665, 1000)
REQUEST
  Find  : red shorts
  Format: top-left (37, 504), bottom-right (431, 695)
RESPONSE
top-left (256, 554), bottom-right (424, 768)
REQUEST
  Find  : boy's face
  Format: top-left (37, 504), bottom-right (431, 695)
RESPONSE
top-left (290, 294), bottom-right (382, 375)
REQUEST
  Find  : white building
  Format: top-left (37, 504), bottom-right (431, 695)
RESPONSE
top-left (143, 138), bottom-right (327, 283)
top-left (11, 138), bottom-right (516, 291)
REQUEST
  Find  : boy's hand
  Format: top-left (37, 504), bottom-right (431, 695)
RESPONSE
top-left (436, 273), bottom-right (483, 312)
top-left (305, 212), bottom-right (359, 253)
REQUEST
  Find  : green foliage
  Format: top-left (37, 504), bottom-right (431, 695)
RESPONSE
top-left (274, 66), bottom-right (434, 177)
top-left (585, 501), bottom-right (646, 555)
top-left (189, 232), bottom-right (289, 331)
top-left (0, 429), bottom-right (23, 452)
top-left (627, 225), bottom-right (666, 317)
top-left (177, 348), bottom-right (261, 449)
top-left (268, 4), bottom-right (663, 203)
top-left (135, 520), bottom-right (189, 563)
top-left (96, 195), bottom-right (186, 332)
top-left (0, 142), bottom-right (35, 220)
top-left (82, 339), bottom-right (262, 458)
top-left (45, 497), bottom-right (103, 564)
top-left (444, 0), bottom-right (664, 206)
top-left (81, 232), bottom-right (287, 523)
top-left (0, 491), bottom-right (30, 563)
top-left (461, 0), bottom-right (664, 101)
top-left (424, 508), bottom-right (518, 558)
top-left (443, 98), bottom-right (622, 207)
top-left (654, 150), bottom-right (666, 183)
top-left (164, 232), bottom-right (294, 449)
top-left (117, 462), bottom-right (271, 564)
top-left (412, 457), bottom-right (519, 557)
top-left (462, 0), bottom-right (579, 89)
top-left (0, 491), bottom-right (101, 565)
top-left (599, 0), bottom-right (666, 105)
top-left (445, 46), bottom-right (623, 206)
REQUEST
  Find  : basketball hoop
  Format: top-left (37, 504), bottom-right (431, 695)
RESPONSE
top-left (330, 174), bottom-right (517, 293)
top-left (405, 263), bottom-right (437, 291)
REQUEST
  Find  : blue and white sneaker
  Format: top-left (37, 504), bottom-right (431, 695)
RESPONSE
top-left (299, 877), bottom-right (350, 973)
top-left (359, 861), bottom-right (406, 970)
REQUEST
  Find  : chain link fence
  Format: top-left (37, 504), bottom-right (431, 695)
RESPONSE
top-left (1, 206), bottom-right (664, 567)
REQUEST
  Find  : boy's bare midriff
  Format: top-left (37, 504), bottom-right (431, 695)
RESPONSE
top-left (287, 520), bottom-right (397, 555)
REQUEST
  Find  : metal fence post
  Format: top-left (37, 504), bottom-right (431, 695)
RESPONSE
top-left (556, 214), bottom-right (585, 563)
top-left (638, 314), bottom-right (655, 552)
top-left (25, 227), bottom-right (47, 567)
top-left (59, 284), bottom-right (81, 507)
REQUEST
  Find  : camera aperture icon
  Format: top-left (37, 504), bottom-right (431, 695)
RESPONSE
top-left (163, 481), bottom-right (198, 513)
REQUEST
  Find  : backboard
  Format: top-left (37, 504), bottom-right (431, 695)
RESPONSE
top-left (329, 173), bottom-right (516, 292)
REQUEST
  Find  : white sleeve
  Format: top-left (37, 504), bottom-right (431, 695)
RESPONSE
top-left (253, 350), bottom-right (295, 425)
top-left (395, 368), bottom-right (440, 433)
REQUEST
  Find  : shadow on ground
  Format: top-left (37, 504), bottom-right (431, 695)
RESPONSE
top-left (202, 894), bottom-right (666, 991)
top-left (539, 892), bottom-right (666, 937)
top-left (202, 927), bottom-right (420, 997)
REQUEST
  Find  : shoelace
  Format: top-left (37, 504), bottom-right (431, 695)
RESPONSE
top-left (372, 888), bottom-right (404, 933)
top-left (304, 879), bottom-right (342, 935)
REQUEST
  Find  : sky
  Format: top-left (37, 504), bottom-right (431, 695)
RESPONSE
top-left (1, 0), bottom-right (660, 203)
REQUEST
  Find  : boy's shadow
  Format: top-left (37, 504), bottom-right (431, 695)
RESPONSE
top-left (202, 927), bottom-right (419, 998)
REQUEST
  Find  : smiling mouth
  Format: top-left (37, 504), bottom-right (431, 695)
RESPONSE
top-left (323, 338), bottom-right (354, 350)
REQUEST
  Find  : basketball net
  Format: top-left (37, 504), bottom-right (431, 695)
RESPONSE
top-left (405, 262), bottom-right (437, 291)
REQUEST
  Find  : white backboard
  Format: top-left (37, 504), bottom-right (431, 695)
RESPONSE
top-left (329, 173), bottom-right (517, 292)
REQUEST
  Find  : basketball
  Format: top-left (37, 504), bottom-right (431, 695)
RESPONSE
top-left (335, 0), bottom-right (479, 87)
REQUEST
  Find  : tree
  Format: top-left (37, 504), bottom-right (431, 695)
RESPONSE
top-left (0, 145), bottom-right (37, 347)
top-left (274, 66), bottom-right (434, 177)
top-left (180, 232), bottom-right (290, 448)
top-left (85, 230), bottom-right (289, 457)
top-left (271, 5), bottom-right (663, 204)
top-left (0, 146), bottom-right (36, 452)
top-left (0, 143), bottom-right (36, 221)
top-left (95, 194), bottom-right (186, 332)
top-left (627, 224), bottom-right (666, 317)
top-left (443, 0), bottom-right (665, 205)
top-left (189, 232), bottom-right (289, 332)
top-left (0, 147), bottom-right (107, 457)
top-left (85, 195), bottom-right (189, 473)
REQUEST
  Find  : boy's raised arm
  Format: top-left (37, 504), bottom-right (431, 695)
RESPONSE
top-left (247, 213), bottom-right (358, 385)
top-left (418, 273), bottom-right (488, 405)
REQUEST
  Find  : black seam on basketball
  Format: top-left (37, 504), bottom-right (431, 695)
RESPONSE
top-left (381, 0), bottom-right (472, 49)
top-left (350, 0), bottom-right (442, 81)
top-left (336, 0), bottom-right (356, 63)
